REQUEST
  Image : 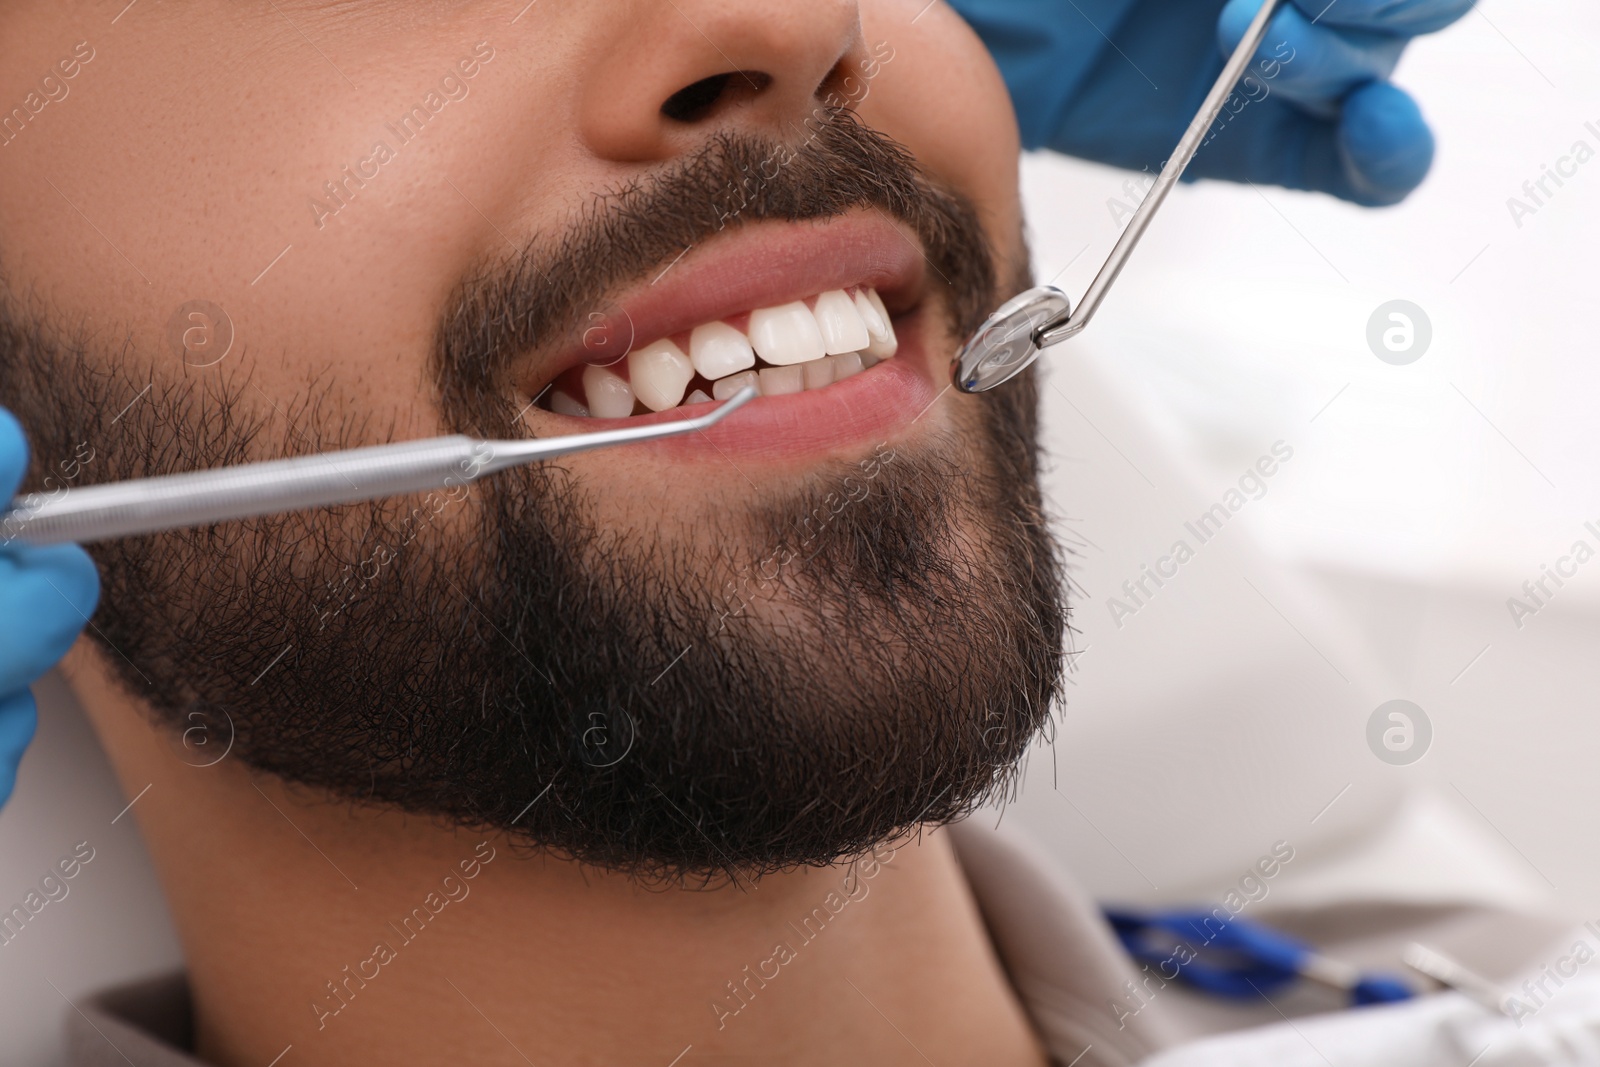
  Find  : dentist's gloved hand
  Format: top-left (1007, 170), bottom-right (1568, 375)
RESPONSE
top-left (950, 0), bottom-right (1474, 205)
top-left (0, 408), bottom-right (99, 808)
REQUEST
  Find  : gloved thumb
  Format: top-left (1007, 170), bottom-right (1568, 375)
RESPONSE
top-left (1329, 80), bottom-right (1436, 206)
top-left (0, 690), bottom-right (39, 807)
top-left (0, 405), bottom-right (102, 694)
top-left (1187, 81), bottom-right (1435, 206)
top-left (1, 407), bottom-right (29, 502)
top-left (0, 542), bottom-right (101, 694)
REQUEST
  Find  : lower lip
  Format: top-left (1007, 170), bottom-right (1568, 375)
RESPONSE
top-left (532, 316), bottom-right (943, 465)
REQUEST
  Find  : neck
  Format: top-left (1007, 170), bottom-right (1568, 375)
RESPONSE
top-left (66, 649), bottom-right (1047, 1067)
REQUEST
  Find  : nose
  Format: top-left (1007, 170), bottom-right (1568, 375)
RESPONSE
top-left (579, 0), bottom-right (869, 162)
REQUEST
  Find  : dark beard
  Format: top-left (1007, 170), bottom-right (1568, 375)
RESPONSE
top-left (0, 112), bottom-right (1065, 881)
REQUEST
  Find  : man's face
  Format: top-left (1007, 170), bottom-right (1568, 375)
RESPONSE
top-left (0, 1), bottom-right (1062, 878)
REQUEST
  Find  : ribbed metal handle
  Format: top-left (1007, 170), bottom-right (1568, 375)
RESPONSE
top-left (1, 436), bottom-right (483, 546)
top-left (0, 385), bottom-right (757, 547)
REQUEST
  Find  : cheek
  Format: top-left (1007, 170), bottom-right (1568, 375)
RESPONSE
top-left (855, 0), bottom-right (1022, 261)
top-left (0, 10), bottom-right (523, 443)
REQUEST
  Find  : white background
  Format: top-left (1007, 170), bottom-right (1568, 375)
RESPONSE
top-left (1005, 1), bottom-right (1600, 923)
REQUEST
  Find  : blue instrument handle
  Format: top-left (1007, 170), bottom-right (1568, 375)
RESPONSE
top-left (1105, 907), bottom-right (1414, 1007)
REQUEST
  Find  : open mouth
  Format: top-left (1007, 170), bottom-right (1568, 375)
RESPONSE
top-left (541, 286), bottom-right (899, 418)
top-left (511, 214), bottom-right (939, 459)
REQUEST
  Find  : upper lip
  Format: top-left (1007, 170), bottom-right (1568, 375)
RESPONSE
top-left (519, 211), bottom-right (927, 401)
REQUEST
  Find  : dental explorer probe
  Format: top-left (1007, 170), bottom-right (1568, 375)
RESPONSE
top-left (0, 386), bottom-right (757, 547)
top-left (955, 0), bottom-right (1288, 392)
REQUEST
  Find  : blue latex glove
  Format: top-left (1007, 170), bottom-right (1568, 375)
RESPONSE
top-left (950, 0), bottom-right (1474, 205)
top-left (0, 408), bottom-right (100, 807)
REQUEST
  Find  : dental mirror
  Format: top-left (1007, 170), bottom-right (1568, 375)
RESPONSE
top-left (954, 0), bottom-right (1286, 393)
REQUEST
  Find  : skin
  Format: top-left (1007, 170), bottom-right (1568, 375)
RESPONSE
top-left (3, 1), bottom-right (1043, 1064)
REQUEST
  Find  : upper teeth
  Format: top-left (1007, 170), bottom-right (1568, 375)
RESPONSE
top-left (546, 287), bottom-right (899, 417)
top-left (688, 321), bottom-right (755, 380)
top-left (627, 339), bottom-right (695, 413)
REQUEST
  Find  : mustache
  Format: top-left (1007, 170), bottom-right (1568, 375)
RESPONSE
top-left (433, 108), bottom-right (997, 430)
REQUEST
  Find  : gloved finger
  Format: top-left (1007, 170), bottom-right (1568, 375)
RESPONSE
top-left (0, 542), bottom-right (101, 694)
top-left (1287, 0), bottom-right (1476, 36)
top-left (1189, 81), bottom-right (1434, 206)
top-left (1221, 0), bottom-right (1405, 117)
top-left (0, 690), bottom-right (39, 808)
top-left (0, 407), bottom-right (29, 502)
top-left (1335, 81), bottom-right (1436, 203)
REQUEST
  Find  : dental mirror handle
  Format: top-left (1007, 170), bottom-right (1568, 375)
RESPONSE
top-left (952, 0), bottom-right (1287, 393)
top-left (1, 387), bottom-right (755, 546)
top-left (1036, 0), bottom-right (1286, 348)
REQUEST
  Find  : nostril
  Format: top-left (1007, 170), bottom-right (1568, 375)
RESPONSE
top-left (662, 74), bottom-right (731, 123)
top-left (661, 71), bottom-right (772, 124)
top-left (814, 57), bottom-right (857, 110)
